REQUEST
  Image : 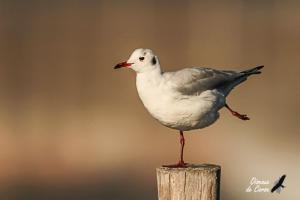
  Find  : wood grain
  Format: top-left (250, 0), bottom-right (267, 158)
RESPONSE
top-left (157, 164), bottom-right (221, 200)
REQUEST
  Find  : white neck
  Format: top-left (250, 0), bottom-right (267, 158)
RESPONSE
top-left (136, 65), bottom-right (162, 84)
top-left (135, 66), bottom-right (165, 121)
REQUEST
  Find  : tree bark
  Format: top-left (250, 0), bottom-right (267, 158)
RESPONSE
top-left (156, 164), bottom-right (221, 200)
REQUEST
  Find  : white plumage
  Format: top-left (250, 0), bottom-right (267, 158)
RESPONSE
top-left (115, 48), bottom-right (263, 131)
top-left (136, 68), bottom-right (224, 131)
top-left (114, 48), bottom-right (263, 167)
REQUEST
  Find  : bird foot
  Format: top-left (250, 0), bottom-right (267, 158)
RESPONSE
top-left (225, 104), bottom-right (250, 120)
top-left (163, 161), bottom-right (189, 168)
top-left (231, 111), bottom-right (250, 120)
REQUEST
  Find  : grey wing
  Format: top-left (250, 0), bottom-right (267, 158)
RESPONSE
top-left (164, 67), bottom-right (242, 96)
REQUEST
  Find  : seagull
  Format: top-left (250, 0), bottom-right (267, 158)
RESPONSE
top-left (114, 48), bottom-right (263, 167)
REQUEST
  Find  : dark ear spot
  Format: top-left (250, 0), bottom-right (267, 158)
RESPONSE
top-left (151, 56), bottom-right (157, 65)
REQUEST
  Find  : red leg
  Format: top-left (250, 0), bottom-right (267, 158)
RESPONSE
top-left (163, 130), bottom-right (188, 168)
top-left (225, 104), bottom-right (250, 120)
top-left (179, 130), bottom-right (186, 165)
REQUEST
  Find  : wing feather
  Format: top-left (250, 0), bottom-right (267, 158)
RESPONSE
top-left (163, 67), bottom-right (241, 95)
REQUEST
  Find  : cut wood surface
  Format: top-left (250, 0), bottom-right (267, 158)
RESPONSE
top-left (157, 164), bottom-right (221, 200)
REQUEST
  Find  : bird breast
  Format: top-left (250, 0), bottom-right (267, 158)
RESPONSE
top-left (136, 73), bottom-right (224, 131)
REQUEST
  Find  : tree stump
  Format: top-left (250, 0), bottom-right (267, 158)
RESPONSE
top-left (156, 164), bottom-right (221, 200)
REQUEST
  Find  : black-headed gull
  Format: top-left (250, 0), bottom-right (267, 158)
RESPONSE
top-left (114, 48), bottom-right (263, 167)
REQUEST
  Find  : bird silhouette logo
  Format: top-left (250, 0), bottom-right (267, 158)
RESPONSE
top-left (271, 175), bottom-right (286, 193)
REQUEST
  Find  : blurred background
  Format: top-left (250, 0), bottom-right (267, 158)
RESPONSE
top-left (0, 0), bottom-right (299, 199)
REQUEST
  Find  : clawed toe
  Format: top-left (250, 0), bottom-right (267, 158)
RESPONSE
top-left (240, 114), bottom-right (250, 120)
top-left (232, 112), bottom-right (250, 120)
top-left (163, 161), bottom-right (189, 168)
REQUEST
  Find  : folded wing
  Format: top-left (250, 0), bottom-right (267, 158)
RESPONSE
top-left (163, 66), bottom-right (263, 96)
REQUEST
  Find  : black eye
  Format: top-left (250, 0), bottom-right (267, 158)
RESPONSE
top-left (139, 57), bottom-right (145, 61)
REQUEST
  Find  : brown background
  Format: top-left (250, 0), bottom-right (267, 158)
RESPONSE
top-left (0, 0), bottom-right (299, 199)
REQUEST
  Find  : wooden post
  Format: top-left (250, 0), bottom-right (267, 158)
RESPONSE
top-left (156, 164), bottom-right (221, 200)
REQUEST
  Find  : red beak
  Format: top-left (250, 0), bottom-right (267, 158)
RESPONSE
top-left (114, 61), bottom-right (133, 69)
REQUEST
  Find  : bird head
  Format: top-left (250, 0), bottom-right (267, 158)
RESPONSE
top-left (114, 48), bottom-right (160, 73)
